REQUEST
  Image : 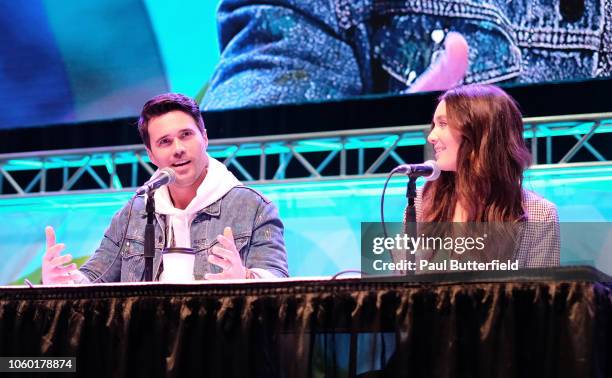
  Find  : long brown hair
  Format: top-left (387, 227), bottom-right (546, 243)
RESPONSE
top-left (422, 85), bottom-right (531, 222)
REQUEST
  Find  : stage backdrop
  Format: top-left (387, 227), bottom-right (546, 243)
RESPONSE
top-left (0, 168), bottom-right (611, 285)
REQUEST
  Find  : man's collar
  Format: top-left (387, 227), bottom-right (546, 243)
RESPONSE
top-left (196, 200), bottom-right (221, 217)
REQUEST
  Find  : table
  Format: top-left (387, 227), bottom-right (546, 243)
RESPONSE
top-left (0, 267), bottom-right (610, 377)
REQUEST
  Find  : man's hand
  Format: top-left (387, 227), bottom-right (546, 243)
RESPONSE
top-left (408, 32), bottom-right (469, 93)
top-left (205, 227), bottom-right (249, 280)
top-left (42, 226), bottom-right (77, 284)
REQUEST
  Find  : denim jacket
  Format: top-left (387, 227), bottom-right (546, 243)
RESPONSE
top-left (202, 0), bottom-right (611, 110)
top-left (79, 186), bottom-right (289, 282)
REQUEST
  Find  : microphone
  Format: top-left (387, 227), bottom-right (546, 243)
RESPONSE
top-left (392, 160), bottom-right (441, 181)
top-left (136, 167), bottom-right (176, 196)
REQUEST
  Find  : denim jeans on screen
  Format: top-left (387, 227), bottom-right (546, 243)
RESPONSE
top-left (202, 0), bottom-right (612, 110)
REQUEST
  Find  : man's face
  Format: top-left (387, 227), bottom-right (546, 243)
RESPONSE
top-left (146, 110), bottom-right (209, 190)
top-left (428, 100), bottom-right (462, 171)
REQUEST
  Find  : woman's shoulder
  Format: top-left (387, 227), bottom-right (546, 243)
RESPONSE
top-left (522, 189), bottom-right (559, 222)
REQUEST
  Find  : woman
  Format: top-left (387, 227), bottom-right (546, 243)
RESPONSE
top-left (415, 84), bottom-right (560, 268)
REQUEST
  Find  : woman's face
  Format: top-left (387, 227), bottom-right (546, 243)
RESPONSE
top-left (428, 100), bottom-right (462, 171)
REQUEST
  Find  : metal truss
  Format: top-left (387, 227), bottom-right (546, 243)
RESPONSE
top-left (0, 112), bottom-right (611, 197)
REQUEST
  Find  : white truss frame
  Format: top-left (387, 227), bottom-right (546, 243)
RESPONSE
top-left (0, 112), bottom-right (610, 197)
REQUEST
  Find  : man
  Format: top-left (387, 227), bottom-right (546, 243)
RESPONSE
top-left (42, 93), bottom-right (289, 284)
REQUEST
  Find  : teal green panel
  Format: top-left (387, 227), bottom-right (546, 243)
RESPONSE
top-left (143, 0), bottom-right (221, 96)
top-left (1, 170), bottom-right (611, 284)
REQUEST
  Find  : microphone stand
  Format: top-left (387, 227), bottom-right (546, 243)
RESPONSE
top-left (143, 190), bottom-right (155, 281)
top-left (403, 176), bottom-right (418, 235)
top-left (402, 176), bottom-right (418, 275)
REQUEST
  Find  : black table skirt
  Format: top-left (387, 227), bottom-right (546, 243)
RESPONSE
top-left (0, 267), bottom-right (610, 378)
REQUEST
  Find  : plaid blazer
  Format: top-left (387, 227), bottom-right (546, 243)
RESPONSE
top-left (412, 188), bottom-right (560, 268)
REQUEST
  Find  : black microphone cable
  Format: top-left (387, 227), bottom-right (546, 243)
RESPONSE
top-left (380, 167), bottom-right (403, 240)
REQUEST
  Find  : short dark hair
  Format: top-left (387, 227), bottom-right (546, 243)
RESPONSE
top-left (137, 93), bottom-right (205, 149)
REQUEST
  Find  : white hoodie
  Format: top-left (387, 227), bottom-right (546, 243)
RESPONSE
top-left (153, 155), bottom-right (241, 248)
top-left (153, 155), bottom-right (240, 281)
